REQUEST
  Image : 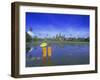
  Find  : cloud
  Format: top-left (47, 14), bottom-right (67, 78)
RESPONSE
top-left (27, 31), bottom-right (34, 38)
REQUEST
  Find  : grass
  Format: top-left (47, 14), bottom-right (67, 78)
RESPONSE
top-left (47, 41), bottom-right (89, 44)
top-left (26, 40), bottom-right (89, 46)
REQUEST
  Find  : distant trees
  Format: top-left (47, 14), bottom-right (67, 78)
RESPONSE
top-left (26, 32), bottom-right (89, 43)
top-left (84, 37), bottom-right (89, 41)
top-left (33, 36), bottom-right (39, 42)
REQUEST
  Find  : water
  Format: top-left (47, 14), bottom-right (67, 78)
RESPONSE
top-left (26, 43), bottom-right (89, 67)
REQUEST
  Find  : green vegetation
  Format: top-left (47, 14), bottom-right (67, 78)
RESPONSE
top-left (26, 32), bottom-right (89, 43)
top-left (26, 32), bottom-right (89, 52)
top-left (26, 32), bottom-right (32, 42)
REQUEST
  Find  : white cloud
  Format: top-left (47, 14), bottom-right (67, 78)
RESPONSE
top-left (27, 31), bottom-right (34, 38)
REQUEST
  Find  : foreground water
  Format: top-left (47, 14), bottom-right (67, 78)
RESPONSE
top-left (26, 43), bottom-right (89, 67)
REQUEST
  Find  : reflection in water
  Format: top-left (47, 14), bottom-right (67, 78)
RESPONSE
top-left (48, 47), bottom-right (52, 57)
top-left (42, 46), bottom-right (52, 64)
top-left (26, 42), bottom-right (39, 53)
top-left (42, 47), bottom-right (47, 64)
top-left (58, 42), bottom-right (65, 48)
top-left (42, 47), bottom-right (47, 58)
top-left (26, 42), bottom-right (89, 67)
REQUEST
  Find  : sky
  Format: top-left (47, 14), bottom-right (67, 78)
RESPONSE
top-left (26, 12), bottom-right (90, 38)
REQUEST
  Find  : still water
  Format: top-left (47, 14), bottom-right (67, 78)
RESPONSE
top-left (26, 43), bottom-right (89, 67)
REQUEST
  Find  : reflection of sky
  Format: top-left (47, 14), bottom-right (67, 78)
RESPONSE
top-left (26, 12), bottom-right (89, 38)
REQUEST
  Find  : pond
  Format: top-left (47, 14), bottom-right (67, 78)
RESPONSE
top-left (26, 43), bottom-right (89, 67)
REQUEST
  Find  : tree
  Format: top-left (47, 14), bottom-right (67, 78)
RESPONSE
top-left (33, 36), bottom-right (39, 42)
top-left (26, 32), bottom-right (32, 42)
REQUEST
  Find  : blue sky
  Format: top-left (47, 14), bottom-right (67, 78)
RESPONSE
top-left (26, 12), bottom-right (89, 38)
